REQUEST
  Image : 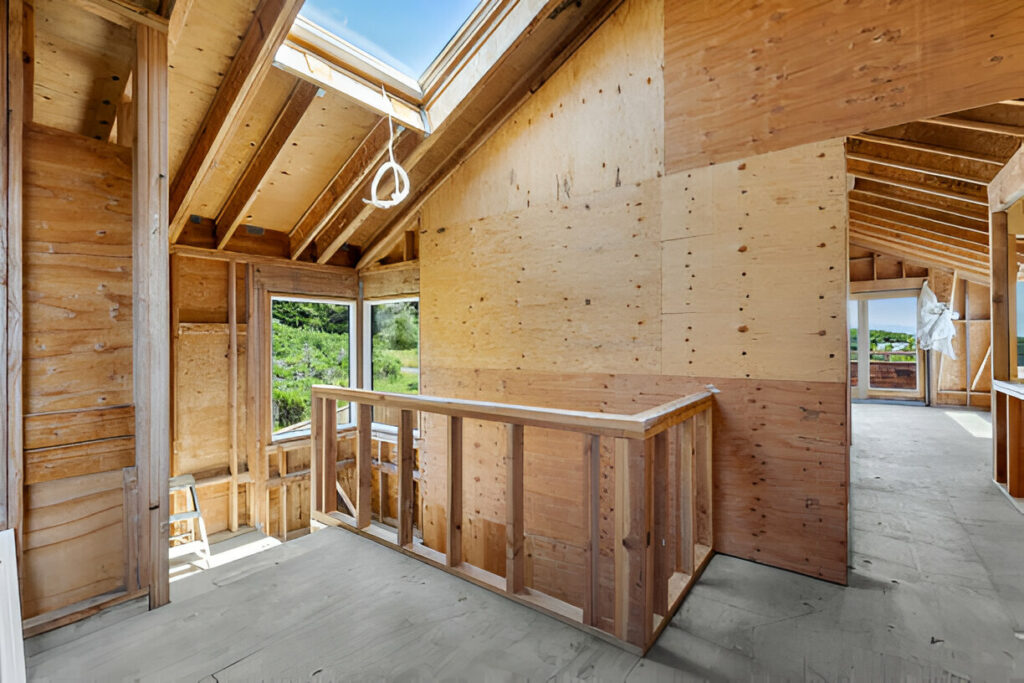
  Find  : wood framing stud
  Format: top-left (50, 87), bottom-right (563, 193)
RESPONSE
top-left (505, 422), bottom-right (524, 594)
top-left (446, 415), bottom-right (462, 567)
top-left (397, 409), bottom-right (414, 546)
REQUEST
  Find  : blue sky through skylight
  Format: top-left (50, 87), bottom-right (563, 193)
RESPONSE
top-left (299, 0), bottom-right (482, 78)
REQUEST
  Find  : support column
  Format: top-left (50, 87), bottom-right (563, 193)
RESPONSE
top-left (133, 24), bottom-right (170, 609)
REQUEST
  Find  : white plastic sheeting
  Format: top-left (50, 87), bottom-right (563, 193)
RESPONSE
top-left (917, 280), bottom-right (959, 359)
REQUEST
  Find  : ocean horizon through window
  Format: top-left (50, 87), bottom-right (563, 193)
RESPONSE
top-left (298, 0), bottom-right (483, 79)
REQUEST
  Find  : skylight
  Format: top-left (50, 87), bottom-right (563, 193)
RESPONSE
top-left (298, 0), bottom-right (482, 79)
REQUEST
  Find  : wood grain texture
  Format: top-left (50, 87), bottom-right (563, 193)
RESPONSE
top-left (665, 0), bottom-right (1024, 172)
top-left (23, 123), bottom-right (133, 413)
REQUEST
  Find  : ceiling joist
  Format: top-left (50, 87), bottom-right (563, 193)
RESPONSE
top-left (169, 0), bottom-right (304, 242)
top-left (922, 115), bottom-right (1024, 138)
top-left (848, 133), bottom-right (1005, 166)
top-left (215, 79), bottom-right (320, 250)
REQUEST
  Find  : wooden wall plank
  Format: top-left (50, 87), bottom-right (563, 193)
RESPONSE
top-left (665, 1), bottom-right (1024, 172)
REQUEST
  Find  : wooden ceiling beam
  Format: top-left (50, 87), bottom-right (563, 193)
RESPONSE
top-left (849, 201), bottom-right (987, 243)
top-left (989, 142), bottom-right (1024, 212)
top-left (168, 0), bottom-right (303, 242)
top-left (288, 116), bottom-right (392, 260)
top-left (851, 211), bottom-right (987, 254)
top-left (215, 79), bottom-right (319, 250)
top-left (847, 133), bottom-right (1004, 166)
top-left (72, 0), bottom-right (168, 32)
top-left (311, 131), bottom-right (420, 263)
top-left (846, 162), bottom-right (988, 206)
top-left (847, 190), bottom-right (988, 233)
top-left (922, 115), bottom-right (1024, 138)
top-left (849, 180), bottom-right (989, 222)
top-left (352, 0), bottom-right (626, 270)
top-left (851, 235), bottom-right (988, 284)
top-left (850, 223), bottom-right (989, 273)
top-left (845, 151), bottom-right (990, 185)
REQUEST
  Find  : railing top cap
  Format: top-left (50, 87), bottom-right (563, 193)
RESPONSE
top-left (311, 384), bottom-right (717, 439)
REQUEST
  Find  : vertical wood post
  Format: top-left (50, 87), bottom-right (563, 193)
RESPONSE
top-left (397, 409), bottom-right (414, 546)
top-left (227, 259), bottom-right (239, 531)
top-left (1009, 397), bottom-right (1024, 497)
top-left (992, 210), bottom-right (1011, 471)
top-left (613, 436), bottom-right (652, 648)
top-left (133, 23), bottom-right (170, 609)
top-left (277, 445), bottom-right (287, 540)
top-left (676, 421), bottom-right (695, 574)
top-left (505, 422), bottom-right (524, 594)
top-left (355, 403), bottom-right (372, 528)
top-left (582, 434), bottom-right (600, 626)
top-left (995, 391), bottom-right (1008, 484)
top-left (652, 429), bottom-right (669, 616)
top-left (694, 410), bottom-right (713, 548)
top-left (310, 394), bottom-right (323, 514)
top-left (1, 0), bottom-right (25, 549)
top-left (322, 398), bottom-right (337, 514)
top-left (446, 415), bottom-right (462, 567)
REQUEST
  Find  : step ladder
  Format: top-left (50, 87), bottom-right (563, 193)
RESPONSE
top-left (168, 474), bottom-right (212, 569)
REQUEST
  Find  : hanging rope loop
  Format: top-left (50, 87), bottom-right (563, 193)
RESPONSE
top-left (364, 85), bottom-right (411, 210)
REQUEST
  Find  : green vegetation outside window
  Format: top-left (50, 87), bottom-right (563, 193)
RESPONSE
top-left (271, 297), bottom-right (354, 437)
top-left (368, 300), bottom-right (419, 396)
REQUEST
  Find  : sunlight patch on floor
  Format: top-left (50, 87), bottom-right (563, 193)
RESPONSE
top-left (944, 410), bottom-right (991, 439)
top-left (169, 534), bottom-right (282, 583)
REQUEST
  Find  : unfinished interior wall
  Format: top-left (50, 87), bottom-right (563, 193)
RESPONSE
top-left (664, 1), bottom-right (1024, 172)
top-left (21, 123), bottom-right (136, 620)
top-left (416, 0), bottom-right (850, 623)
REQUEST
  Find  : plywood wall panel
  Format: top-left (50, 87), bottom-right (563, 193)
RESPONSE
top-left (20, 124), bottom-right (136, 621)
top-left (420, 181), bottom-right (661, 375)
top-left (21, 471), bottom-right (126, 619)
top-left (24, 124), bottom-right (133, 414)
top-left (665, 1), bottom-right (1024, 172)
top-left (661, 140), bottom-right (848, 383)
top-left (173, 326), bottom-right (247, 477)
top-left (417, 0), bottom-right (849, 590)
top-left (172, 255), bottom-right (246, 324)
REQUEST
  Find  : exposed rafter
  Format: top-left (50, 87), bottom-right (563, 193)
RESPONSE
top-left (215, 79), bottom-right (319, 250)
top-left (168, 0), bottom-right (304, 242)
top-left (352, 0), bottom-right (627, 269)
top-left (845, 151), bottom-right (991, 185)
top-left (847, 188), bottom-right (988, 231)
top-left (847, 133), bottom-right (1005, 166)
top-left (846, 165), bottom-right (988, 206)
top-left (922, 115), bottom-right (1024, 138)
top-left (850, 179), bottom-right (989, 221)
top-left (288, 117), bottom-right (394, 260)
top-left (848, 202), bottom-right (986, 245)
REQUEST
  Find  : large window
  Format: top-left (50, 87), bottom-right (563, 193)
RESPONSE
top-left (867, 297), bottom-right (918, 392)
top-left (365, 299), bottom-right (419, 395)
top-left (271, 297), bottom-right (355, 439)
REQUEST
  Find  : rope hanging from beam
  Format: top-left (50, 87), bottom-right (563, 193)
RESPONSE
top-left (363, 84), bottom-right (410, 210)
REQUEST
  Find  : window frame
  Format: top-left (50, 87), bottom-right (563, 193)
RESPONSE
top-left (361, 296), bottom-right (420, 394)
top-left (269, 294), bottom-right (358, 442)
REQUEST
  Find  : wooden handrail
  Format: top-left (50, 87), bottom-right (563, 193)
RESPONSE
top-left (310, 382), bottom-right (718, 654)
top-left (310, 384), bottom-right (717, 439)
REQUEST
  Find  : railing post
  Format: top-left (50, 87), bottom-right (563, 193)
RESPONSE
top-left (446, 415), bottom-right (463, 567)
top-left (613, 436), bottom-right (653, 648)
top-left (397, 409), bottom-right (415, 546)
top-left (323, 399), bottom-right (337, 514)
top-left (310, 394), bottom-right (322, 516)
top-left (652, 429), bottom-right (670, 616)
top-left (694, 410), bottom-right (713, 548)
top-left (676, 420), bottom-right (695, 575)
top-left (506, 422), bottom-right (525, 594)
top-left (356, 403), bottom-right (373, 529)
top-left (582, 434), bottom-right (600, 627)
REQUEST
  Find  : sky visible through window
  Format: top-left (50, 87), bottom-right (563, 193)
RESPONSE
top-left (849, 297), bottom-right (918, 336)
top-left (299, 0), bottom-right (482, 78)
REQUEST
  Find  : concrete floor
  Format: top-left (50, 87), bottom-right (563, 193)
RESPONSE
top-left (26, 404), bottom-right (1024, 681)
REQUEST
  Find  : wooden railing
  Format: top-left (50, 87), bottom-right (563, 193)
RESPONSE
top-left (309, 384), bottom-right (717, 653)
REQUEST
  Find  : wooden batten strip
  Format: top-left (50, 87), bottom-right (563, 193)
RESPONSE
top-left (924, 116), bottom-right (1024, 138)
top-left (215, 79), bottom-right (319, 250)
top-left (846, 152), bottom-right (990, 185)
top-left (847, 168), bottom-right (988, 206)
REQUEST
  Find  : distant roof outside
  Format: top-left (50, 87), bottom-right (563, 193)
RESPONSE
top-left (298, 0), bottom-right (483, 79)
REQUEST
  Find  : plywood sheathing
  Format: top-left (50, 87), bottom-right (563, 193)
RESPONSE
top-left (415, 0), bottom-right (849, 614)
top-left (21, 123), bottom-right (134, 619)
top-left (665, 1), bottom-right (1024, 172)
